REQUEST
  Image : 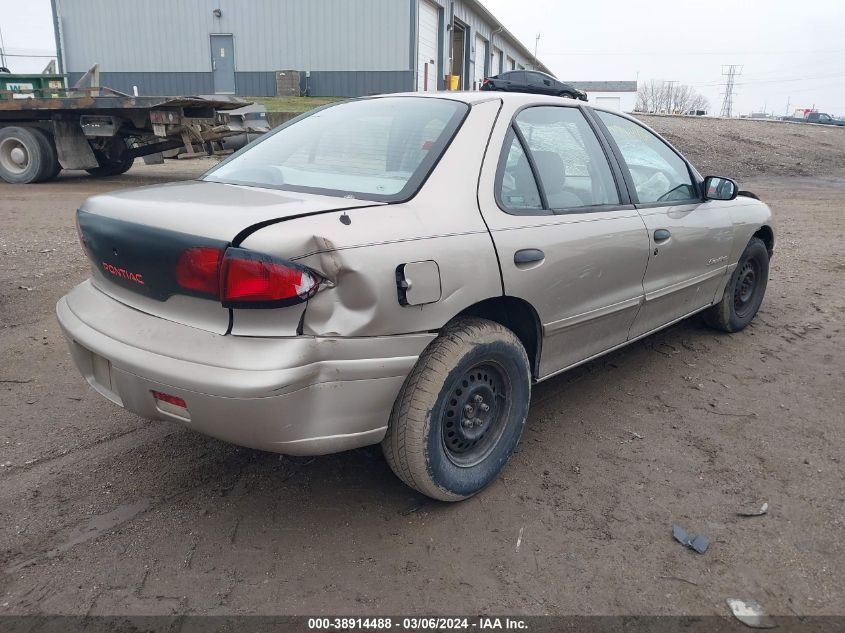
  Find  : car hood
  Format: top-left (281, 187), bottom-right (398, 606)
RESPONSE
top-left (80, 179), bottom-right (383, 242)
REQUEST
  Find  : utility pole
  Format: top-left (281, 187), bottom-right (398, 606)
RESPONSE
top-left (0, 24), bottom-right (7, 69)
top-left (534, 33), bottom-right (540, 70)
top-left (785, 97), bottom-right (791, 116)
top-left (720, 64), bottom-right (742, 118)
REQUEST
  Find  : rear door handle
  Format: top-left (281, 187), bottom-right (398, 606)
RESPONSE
top-left (514, 248), bottom-right (545, 265)
top-left (654, 229), bottom-right (671, 243)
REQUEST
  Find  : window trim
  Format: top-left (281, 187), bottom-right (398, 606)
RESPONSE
top-left (588, 108), bottom-right (704, 207)
top-left (494, 125), bottom-right (551, 216)
top-left (493, 103), bottom-right (630, 216)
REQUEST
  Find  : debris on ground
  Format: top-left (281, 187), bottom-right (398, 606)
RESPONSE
top-left (726, 598), bottom-right (776, 628)
top-left (738, 503), bottom-right (769, 518)
top-left (672, 524), bottom-right (710, 554)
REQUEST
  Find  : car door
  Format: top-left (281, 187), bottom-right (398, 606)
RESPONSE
top-left (527, 72), bottom-right (555, 95)
top-left (478, 103), bottom-right (651, 378)
top-left (591, 110), bottom-right (734, 338)
top-left (503, 71), bottom-right (526, 92)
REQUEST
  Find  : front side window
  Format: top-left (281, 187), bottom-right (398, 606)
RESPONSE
top-left (595, 111), bottom-right (697, 204)
top-left (204, 97), bottom-right (467, 202)
top-left (496, 106), bottom-right (619, 213)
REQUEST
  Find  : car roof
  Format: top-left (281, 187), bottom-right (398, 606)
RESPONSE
top-left (378, 91), bottom-right (590, 109)
top-left (356, 91), bottom-right (638, 124)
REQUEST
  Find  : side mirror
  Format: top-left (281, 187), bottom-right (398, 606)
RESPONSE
top-left (704, 176), bottom-right (738, 201)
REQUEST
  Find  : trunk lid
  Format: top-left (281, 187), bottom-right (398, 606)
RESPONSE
top-left (77, 180), bottom-right (380, 334)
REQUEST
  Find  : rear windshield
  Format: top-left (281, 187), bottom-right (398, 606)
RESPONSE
top-left (203, 97), bottom-right (468, 202)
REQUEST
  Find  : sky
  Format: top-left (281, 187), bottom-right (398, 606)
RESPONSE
top-left (1, 0), bottom-right (844, 116)
top-left (482, 0), bottom-right (845, 116)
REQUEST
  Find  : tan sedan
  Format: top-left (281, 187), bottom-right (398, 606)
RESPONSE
top-left (58, 92), bottom-right (774, 500)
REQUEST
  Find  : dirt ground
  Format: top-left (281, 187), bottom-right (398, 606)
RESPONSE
top-left (1, 131), bottom-right (844, 618)
top-left (639, 114), bottom-right (845, 180)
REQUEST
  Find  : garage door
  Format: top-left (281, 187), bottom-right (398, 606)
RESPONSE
top-left (473, 34), bottom-right (487, 89)
top-left (595, 96), bottom-right (622, 111)
top-left (491, 47), bottom-right (502, 76)
top-left (418, 0), bottom-right (439, 91)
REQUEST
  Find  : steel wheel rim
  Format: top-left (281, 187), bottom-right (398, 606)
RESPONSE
top-left (734, 259), bottom-right (759, 318)
top-left (0, 137), bottom-right (30, 175)
top-left (441, 361), bottom-right (511, 468)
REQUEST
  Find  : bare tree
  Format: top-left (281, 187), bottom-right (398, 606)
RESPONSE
top-left (636, 80), bottom-right (710, 114)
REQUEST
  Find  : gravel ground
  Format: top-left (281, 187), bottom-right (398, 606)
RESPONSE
top-left (0, 120), bottom-right (843, 619)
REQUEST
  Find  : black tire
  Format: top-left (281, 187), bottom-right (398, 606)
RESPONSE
top-left (85, 153), bottom-right (134, 177)
top-left (382, 317), bottom-right (531, 501)
top-left (31, 128), bottom-right (61, 181)
top-left (559, 91), bottom-right (575, 99)
top-left (0, 126), bottom-right (48, 184)
top-left (704, 237), bottom-right (769, 332)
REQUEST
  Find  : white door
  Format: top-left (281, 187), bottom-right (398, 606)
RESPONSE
top-left (507, 56), bottom-right (516, 71)
top-left (473, 34), bottom-right (487, 89)
top-left (595, 96), bottom-right (622, 111)
top-left (418, 0), bottom-right (439, 91)
top-left (491, 47), bottom-right (502, 75)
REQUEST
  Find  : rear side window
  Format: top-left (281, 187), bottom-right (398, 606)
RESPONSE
top-left (204, 97), bottom-right (468, 202)
top-left (496, 106), bottom-right (619, 214)
top-left (595, 111), bottom-right (697, 204)
top-left (498, 131), bottom-right (543, 213)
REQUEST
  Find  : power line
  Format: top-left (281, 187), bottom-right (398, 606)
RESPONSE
top-left (540, 49), bottom-right (845, 56)
top-left (720, 64), bottom-right (742, 118)
top-left (0, 53), bottom-right (57, 58)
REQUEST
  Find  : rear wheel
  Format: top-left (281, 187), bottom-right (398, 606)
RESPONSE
top-left (86, 138), bottom-right (134, 177)
top-left (85, 153), bottom-right (134, 177)
top-left (704, 237), bottom-right (769, 332)
top-left (559, 91), bottom-right (575, 99)
top-left (0, 126), bottom-right (49, 184)
top-left (382, 317), bottom-right (531, 501)
top-left (31, 128), bottom-right (61, 181)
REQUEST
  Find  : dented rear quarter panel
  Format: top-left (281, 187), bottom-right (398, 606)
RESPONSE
top-left (234, 98), bottom-right (505, 337)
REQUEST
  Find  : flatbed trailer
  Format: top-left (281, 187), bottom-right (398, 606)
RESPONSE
top-left (0, 87), bottom-right (250, 184)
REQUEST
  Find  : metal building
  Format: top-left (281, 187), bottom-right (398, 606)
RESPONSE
top-left (50, 0), bottom-right (551, 97)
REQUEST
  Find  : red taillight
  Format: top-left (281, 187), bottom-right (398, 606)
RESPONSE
top-left (482, 78), bottom-right (490, 85)
top-left (176, 247), bottom-right (223, 296)
top-left (151, 390), bottom-right (187, 408)
top-left (221, 248), bottom-right (321, 308)
top-left (174, 246), bottom-right (320, 308)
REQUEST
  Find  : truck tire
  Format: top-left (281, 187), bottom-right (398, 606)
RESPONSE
top-left (0, 126), bottom-right (49, 184)
top-left (31, 128), bottom-right (61, 181)
top-left (703, 237), bottom-right (769, 332)
top-left (382, 317), bottom-right (531, 501)
top-left (85, 153), bottom-right (134, 177)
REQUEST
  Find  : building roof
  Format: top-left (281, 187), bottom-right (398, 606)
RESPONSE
top-left (568, 81), bottom-right (638, 93)
top-left (465, 0), bottom-right (554, 76)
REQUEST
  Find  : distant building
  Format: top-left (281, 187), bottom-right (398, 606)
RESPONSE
top-left (51, 0), bottom-right (551, 97)
top-left (569, 81), bottom-right (638, 112)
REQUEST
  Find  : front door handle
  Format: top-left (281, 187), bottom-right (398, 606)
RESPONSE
top-left (514, 248), bottom-right (545, 265)
top-left (654, 229), bottom-right (671, 243)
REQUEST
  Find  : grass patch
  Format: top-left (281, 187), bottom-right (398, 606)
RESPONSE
top-left (248, 96), bottom-right (346, 113)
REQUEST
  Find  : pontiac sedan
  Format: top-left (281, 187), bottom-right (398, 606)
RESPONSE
top-left (58, 92), bottom-right (773, 501)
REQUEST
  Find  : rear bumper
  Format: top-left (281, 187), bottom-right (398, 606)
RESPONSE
top-left (56, 281), bottom-right (434, 455)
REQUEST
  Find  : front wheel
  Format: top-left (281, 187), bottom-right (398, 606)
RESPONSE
top-left (382, 317), bottom-right (531, 501)
top-left (704, 237), bottom-right (769, 332)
